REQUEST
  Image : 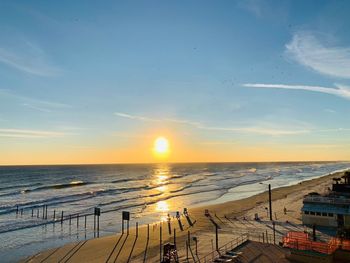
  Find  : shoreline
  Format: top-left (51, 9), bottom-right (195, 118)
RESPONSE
top-left (22, 169), bottom-right (347, 263)
top-left (190, 167), bottom-right (349, 208)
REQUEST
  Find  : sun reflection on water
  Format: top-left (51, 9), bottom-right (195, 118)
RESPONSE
top-left (153, 164), bottom-right (171, 221)
top-left (157, 185), bottom-right (168, 192)
top-left (156, 200), bottom-right (169, 212)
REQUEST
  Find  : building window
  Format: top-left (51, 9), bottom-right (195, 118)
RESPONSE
top-left (304, 211), bottom-right (309, 215)
top-left (322, 212), bottom-right (327, 216)
top-left (316, 212), bottom-right (321, 216)
top-left (328, 213), bottom-right (333, 217)
top-left (310, 212), bottom-right (315, 215)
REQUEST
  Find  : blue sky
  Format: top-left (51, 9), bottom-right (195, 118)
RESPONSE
top-left (1, 0), bottom-right (350, 164)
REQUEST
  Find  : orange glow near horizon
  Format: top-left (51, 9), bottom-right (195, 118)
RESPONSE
top-left (1, 129), bottom-right (350, 165)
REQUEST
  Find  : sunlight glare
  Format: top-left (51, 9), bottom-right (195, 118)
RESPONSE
top-left (156, 200), bottom-right (170, 212)
top-left (154, 137), bottom-right (169, 154)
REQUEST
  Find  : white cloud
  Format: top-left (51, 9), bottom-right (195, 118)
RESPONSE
top-left (237, 0), bottom-right (288, 20)
top-left (243, 83), bottom-right (350, 100)
top-left (114, 112), bottom-right (158, 122)
top-left (198, 125), bottom-right (309, 136)
top-left (0, 89), bottom-right (71, 112)
top-left (115, 111), bottom-right (309, 136)
top-left (0, 128), bottom-right (68, 138)
top-left (115, 111), bottom-right (350, 136)
top-left (324, 109), bottom-right (336, 114)
top-left (22, 103), bottom-right (52, 113)
top-left (0, 41), bottom-right (60, 77)
top-left (114, 112), bottom-right (200, 126)
top-left (286, 32), bottom-right (350, 79)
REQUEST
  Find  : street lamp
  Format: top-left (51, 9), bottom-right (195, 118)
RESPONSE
top-left (260, 182), bottom-right (272, 221)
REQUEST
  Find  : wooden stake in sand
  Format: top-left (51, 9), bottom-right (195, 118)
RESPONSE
top-left (160, 225), bottom-right (162, 262)
top-left (147, 224), bottom-right (149, 240)
top-left (136, 222), bottom-right (138, 237)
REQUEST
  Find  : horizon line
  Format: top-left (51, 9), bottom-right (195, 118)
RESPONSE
top-left (0, 160), bottom-right (348, 167)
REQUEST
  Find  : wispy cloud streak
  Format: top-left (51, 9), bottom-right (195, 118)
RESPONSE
top-left (286, 31), bottom-right (350, 79)
top-left (0, 89), bottom-right (71, 112)
top-left (198, 125), bottom-right (309, 136)
top-left (114, 112), bottom-right (200, 126)
top-left (243, 83), bottom-right (350, 100)
top-left (115, 112), bottom-right (309, 136)
top-left (0, 41), bottom-right (60, 76)
top-left (0, 128), bottom-right (68, 138)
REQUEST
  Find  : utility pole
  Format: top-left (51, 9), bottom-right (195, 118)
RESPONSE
top-left (268, 184), bottom-right (272, 221)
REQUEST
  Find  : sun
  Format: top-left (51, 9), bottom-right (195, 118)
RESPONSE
top-left (153, 137), bottom-right (169, 155)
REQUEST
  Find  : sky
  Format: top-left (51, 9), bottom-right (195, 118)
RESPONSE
top-left (1, 0), bottom-right (350, 165)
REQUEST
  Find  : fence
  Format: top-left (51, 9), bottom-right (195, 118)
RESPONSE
top-left (6, 204), bottom-right (102, 237)
top-left (282, 231), bottom-right (350, 255)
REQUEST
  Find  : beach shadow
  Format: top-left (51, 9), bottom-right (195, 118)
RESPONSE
top-left (265, 224), bottom-right (284, 236)
top-left (37, 247), bottom-right (61, 263)
top-left (208, 217), bottom-right (221, 229)
top-left (126, 235), bottom-right (138, 263)
top-left (58, 242), bottom-right (84, 263)
top-left (61, 240), bottom-right (87, 263)
top-left (105, 234), bottom-right (124, 263)
top-left (113, 234), bottom-right (129, 263)
top-left (177, 218), bottom-right (184, 231)
top-left (214, 214), bottom-right (226, 226)
top-left (185, 215), bottom-right (194, 227)
top-left (143, 236), bottom-right (149, 263)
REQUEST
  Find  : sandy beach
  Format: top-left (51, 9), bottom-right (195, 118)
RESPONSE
top-left (22, 171), bottom-right (342, 263)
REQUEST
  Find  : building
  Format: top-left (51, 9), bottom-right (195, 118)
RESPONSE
top-left (301, 195), bottom-right (350, 228)
top-left (301, 171), bottom-right (350, 229)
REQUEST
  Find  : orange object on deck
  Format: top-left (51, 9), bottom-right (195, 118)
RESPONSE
top-left (283, 231), bottom-right (350, 255)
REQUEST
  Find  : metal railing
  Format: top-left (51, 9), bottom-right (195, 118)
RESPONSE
top-left (197, 234), bottom-right (249, 263)
top-left (303, 196), bottom-right (350, 205)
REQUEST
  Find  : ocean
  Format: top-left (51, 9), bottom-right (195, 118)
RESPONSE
top-left (0, 161), bottom-right (349, 262)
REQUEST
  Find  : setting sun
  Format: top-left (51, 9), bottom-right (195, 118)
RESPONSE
top-left (153, 137), bottom-right (169, 155)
